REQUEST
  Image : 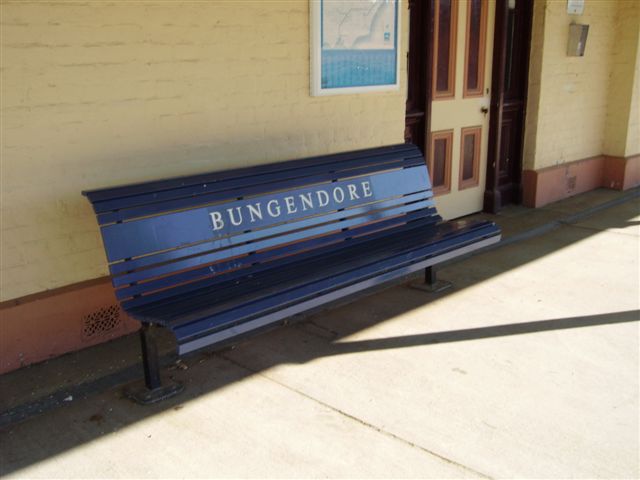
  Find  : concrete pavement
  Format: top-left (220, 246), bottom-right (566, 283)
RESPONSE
top-left (1, 188), bottom-right (638, 478)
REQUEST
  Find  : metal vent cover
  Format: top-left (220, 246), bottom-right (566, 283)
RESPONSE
top-left (82, 304), bottom-right (121, 339)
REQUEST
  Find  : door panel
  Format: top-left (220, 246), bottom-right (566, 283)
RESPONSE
top-left (497, 104), bottom-right (523, 204)
top-left (429, 0), bottom-right (495, 220)
top-left (405, 0), bottom-right (432, 155)
top-left (484, 0), bottom-right (533, 212)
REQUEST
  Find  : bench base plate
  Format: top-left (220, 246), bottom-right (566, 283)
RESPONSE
top-left (124, 380), bottom-right (184, 405)
top-left (409, 279), bottom-right (453, 293)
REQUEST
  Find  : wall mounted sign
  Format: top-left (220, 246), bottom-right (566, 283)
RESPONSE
top-left (310, 0), bottom-right (401, 96)
top-left (567, 0), bottom-right (585, 15)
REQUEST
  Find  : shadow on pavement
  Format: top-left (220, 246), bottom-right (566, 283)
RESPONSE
top-left (1, 191), bottom-right (638, 476)
top-left (319, 310), bottom-right (640, 356)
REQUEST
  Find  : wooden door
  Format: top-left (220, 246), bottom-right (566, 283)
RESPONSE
top-left (484, 0), bottom-right (533, 212)
top-left (427, 0), bottom-right (496, 220)
top-left (405, 0), bottom-right (432, 155)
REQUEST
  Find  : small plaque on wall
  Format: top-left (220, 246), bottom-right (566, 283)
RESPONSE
top-left (310, 0), bottom-right (401, 96)
top-left (567, 0), bottom-right (585, 15)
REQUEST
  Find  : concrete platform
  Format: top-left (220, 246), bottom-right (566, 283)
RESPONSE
top-left (1, 188), bottom-right (638, 478)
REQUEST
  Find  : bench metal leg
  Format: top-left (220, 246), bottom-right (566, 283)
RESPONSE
top-left (409, 266), bottom-right (453, 293)
top-left (141, 324), bottom-right (162, 390)
top-left (124, 324), bottom-right (184, 405)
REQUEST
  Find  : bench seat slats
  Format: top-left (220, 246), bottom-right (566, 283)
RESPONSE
top-left (132, 219), bottom-right (493, 327)
top-left (100, 165), bottom-right (429, 263)
top-left (119, 211), bottom-right (441, 310)
top-left (113, 202), bottom-right (436, 292)
top-left (109, 190), bottom-right (433, 276)
top-left (169, 221), bottom-right (500, 343)
top-left (85, 144), bottom-right (416, 204)
top-left (85, 144), bottom-right (422, 214)
top-left (180, 233), bottom-right (500, 355)
top-left (122, 211), bottom-right (444, 311)
top-left (111, 198), bottom-right (436, 291)
top-left (95, 155), bottom-right (422, 225)
top-left (117, 206), bottom-right (440, 303)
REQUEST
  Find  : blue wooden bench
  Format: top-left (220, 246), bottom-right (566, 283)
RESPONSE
top-left (83, 144), bottom-right (500, 403)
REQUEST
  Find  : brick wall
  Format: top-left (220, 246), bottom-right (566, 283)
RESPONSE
top-left (523, 0), bottom-right (617, 170)
top-left (624, 29), bottom-right (640, 157)
top-left (604, 0), bottom-right (640, 158)
top-left (0, 1), bottom-right (409, 301)
top-left (524, 0), bottom-right (640, 171)
top-left (522, 0), bottom-right (545, 172)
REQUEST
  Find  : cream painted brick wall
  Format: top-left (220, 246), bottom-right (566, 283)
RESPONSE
top-left (604, 0), bottom-right (639, 157)
top-left (522, 0), bottom-right (546, 170)
top-left (524, 0), bottom-right (621, 170)
top-left (625, 31), bottom-right (640, 157)
top-left (1, 1), bottom-right (409, 301)
top-left (525, 0), bottom-right (640, 170)
top-left (542, 0), bottom-right (614, 168)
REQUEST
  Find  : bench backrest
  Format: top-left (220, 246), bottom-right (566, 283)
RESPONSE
top-left (83, 144), bottom-right (440, 310)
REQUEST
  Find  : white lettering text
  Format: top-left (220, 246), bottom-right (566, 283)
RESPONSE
top-left (316, 190), bottom-right (329, 207)
top-left (247, 203), bottom-right (263, 222)
top-left (227, 207), bottom-right (243, 226)
top-left (284, 196), bottom-right (297, 214)
top-left (361, 181), bottom-right (373, 198)
top-left (299, 192), bottom-right (314, 211)
top-left (209, 211), bottom-right (224, 231)
top-left (347, 184), bottom-right (360, 200)
top-left (267, 199), bottom-right (281, 217)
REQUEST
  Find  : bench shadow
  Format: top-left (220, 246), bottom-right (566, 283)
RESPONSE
top-left (1, 200), bottom-right (639, 475)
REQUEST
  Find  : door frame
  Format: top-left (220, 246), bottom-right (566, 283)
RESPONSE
top-left (483, 0), bottom-right (533, 213)
top-left (405, 0), bottom-right (434, 156)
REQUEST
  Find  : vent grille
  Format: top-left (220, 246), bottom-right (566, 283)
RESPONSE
top-left (82, 304), bottom-right (121, 339)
